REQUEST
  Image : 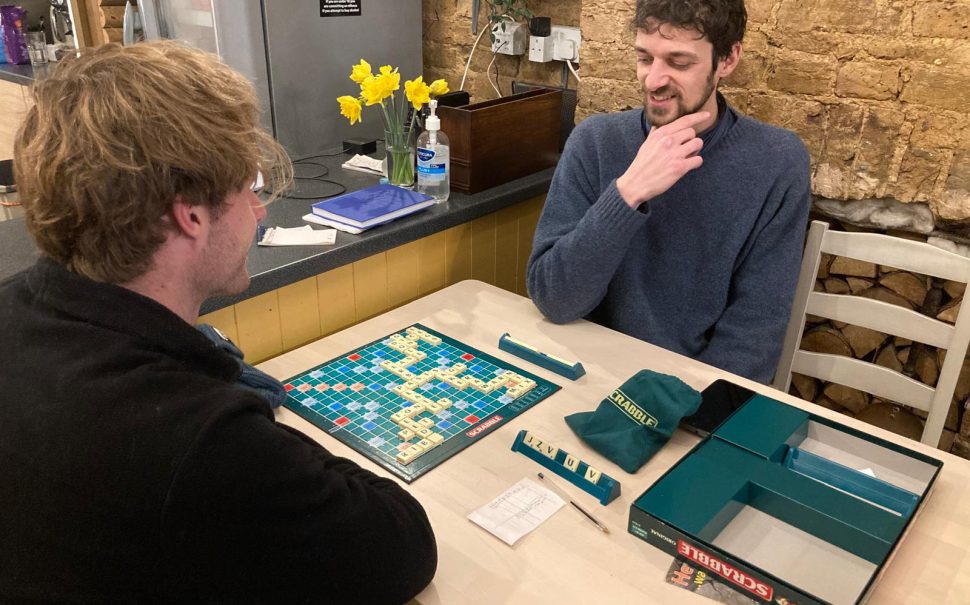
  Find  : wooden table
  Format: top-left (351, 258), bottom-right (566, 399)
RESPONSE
top-left (258, 281), bottom-right (970, 604)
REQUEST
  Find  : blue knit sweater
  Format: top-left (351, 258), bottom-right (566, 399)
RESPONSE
top-left (527, 102), bottom-right (810, 383)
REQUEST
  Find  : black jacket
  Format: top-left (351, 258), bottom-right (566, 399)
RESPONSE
top-left (0, 258), bottom-right (437, 604)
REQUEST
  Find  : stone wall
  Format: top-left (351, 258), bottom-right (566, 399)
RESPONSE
top-left (422, 1), bottom-right (582, 110)
top-left (423, 0), bottom-right (970, 222)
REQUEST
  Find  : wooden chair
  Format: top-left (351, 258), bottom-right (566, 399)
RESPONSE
top-left (772, 220), bottom-right (970, 447)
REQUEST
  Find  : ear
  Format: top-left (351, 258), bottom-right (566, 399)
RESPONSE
top-left (716, 42), bottom-right (742, 79)
top-left (170, 195), bottom-right (207, 240)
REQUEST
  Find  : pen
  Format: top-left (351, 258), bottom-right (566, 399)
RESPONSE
top-left (537, 472), bottom-right (610, 534)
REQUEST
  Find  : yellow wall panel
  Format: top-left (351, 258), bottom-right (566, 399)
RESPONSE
top-left (516, 196), bottom-right (544, 296)
top-left (318, 265), bottom-right (356, 336)
top-left (278, 277), bottom-right (321, 351)
top-left (234, 290), bottom-right (283, 363)
top-left (445, 223), bottom-right (472, 284)
top-left (470, 213), bottom-right (497, 285)
top-left (387, 240), bottom-right (421, 307)
top-left (353, 253), bottom-right (388, 321)
top-left (494, 204), bottom-right (520, 293)
top-left (417, 230), bottom-right (448, 297)
top-left (212, 195), bottom-right (544, 363)
top-left (198, 305), bottom-right (238, 344)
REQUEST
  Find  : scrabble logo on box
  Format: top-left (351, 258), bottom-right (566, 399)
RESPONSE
top-left (677, 540), bottom-right (773, 600)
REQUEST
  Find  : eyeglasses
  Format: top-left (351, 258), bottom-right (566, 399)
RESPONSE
top-left (250, 171), bottom-right (265, 194)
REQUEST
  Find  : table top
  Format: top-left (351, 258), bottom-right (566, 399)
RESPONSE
top-left (257, 280), bottom-right (970, 604)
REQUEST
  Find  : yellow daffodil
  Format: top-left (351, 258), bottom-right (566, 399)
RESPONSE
top-left (359, 76), bottom-right (387, 106)
top-left (377, 65), bottom-right (401, 94)
top-left (429, 79), bottom-right (449, 96)
top-left (349, 59), bottom-right (371, 84)
top-left (336, 95), bottom-right (362, 125)
top-left (359, 66), bottom-right (400, 106)
top-left (404, 77), bottom-right (431, 110)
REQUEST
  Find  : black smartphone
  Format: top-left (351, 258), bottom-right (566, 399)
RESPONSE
top-left (681, 379), bottom-right (756, 437)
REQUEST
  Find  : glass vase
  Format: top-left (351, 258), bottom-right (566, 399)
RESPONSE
top-left (384, 128), bottom-right (415, 187)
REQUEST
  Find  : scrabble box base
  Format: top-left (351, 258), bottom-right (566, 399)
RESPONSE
top-left (629, 386), bottom-right (943, 605)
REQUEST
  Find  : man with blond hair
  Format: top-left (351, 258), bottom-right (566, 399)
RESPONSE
top-left (0, 41), bottom-right (436, 604)
top-left (527, 0), bottom-right (810, 383)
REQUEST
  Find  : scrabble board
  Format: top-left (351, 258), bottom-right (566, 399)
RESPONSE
top-left (281, 324), bottom-right (561, 482)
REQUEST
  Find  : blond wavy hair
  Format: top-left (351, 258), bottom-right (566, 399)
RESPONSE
top-left (14, 40), bottom-right (292, 283)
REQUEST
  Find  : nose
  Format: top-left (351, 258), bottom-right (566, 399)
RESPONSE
top-left (643, 63), bottom-right (671, 91)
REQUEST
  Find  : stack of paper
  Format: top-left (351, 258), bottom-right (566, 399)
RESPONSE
top-left (309, 184), bottom-right (435, 232)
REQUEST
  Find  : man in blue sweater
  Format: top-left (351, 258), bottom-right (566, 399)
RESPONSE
top-left (527, 0), bottom-right (810, 383)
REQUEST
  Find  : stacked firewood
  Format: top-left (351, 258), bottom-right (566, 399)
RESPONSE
top-left (79, 0), bottom-right (129, 45)
top-left (789, 234), bottom-right (969, 456)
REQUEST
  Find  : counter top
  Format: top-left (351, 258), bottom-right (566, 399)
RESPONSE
top-left (0, 147), bottom-right (554, 314)
top-left (0, 62), bottom-right (51, 85)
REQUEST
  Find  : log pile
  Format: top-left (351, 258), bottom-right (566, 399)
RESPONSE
top-left (87, 1), bottom-right (121, 45)
top-left (789, 230), bottom-right (969, 457)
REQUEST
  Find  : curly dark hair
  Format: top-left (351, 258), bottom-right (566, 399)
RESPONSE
top-left (632, 0), bottom-right (747, 63)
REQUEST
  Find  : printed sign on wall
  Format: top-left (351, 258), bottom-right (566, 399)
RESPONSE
top-left (320, 0), bottom-right (361, 17)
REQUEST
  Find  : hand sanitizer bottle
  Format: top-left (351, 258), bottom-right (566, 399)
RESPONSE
top-left (416, 100), bottom-right (450, 203)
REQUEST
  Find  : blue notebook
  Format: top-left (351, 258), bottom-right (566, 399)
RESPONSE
top-left (311, 184), bottom-right (435, 229)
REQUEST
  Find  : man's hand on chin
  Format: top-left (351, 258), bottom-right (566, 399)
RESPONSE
top-left (616, 111), bottom-right (710, 210)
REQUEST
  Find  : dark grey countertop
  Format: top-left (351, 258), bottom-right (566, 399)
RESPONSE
top-left (0, 149), bottom-right (554, 314)
top-left (0, 62), bottom-right (51, 85)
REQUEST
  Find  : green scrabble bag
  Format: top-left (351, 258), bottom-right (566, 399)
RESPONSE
top-left (564, 369), bottom-right (702, 473)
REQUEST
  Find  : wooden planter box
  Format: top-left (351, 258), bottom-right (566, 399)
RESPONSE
top-left (437, 88), bottom-right (562, 194)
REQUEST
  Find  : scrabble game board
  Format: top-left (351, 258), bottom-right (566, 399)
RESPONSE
top-left (282, 324), bottom-right (561, 482)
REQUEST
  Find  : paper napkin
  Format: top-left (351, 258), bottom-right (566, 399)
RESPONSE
top-left (257, 225), bottom-right (336, 246)
top-left (341, 154), bottom-right (385, 176)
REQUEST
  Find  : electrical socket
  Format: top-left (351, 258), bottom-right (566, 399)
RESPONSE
top-left (551, 25), bottom-right (581, 63)
top-left (529, 35), bottom-right (554, 63)
top-left (491, 22), bottom-right (527, 56)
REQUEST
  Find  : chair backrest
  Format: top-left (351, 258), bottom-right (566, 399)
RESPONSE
top-left (773, 220), bottom-right (970, 447)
